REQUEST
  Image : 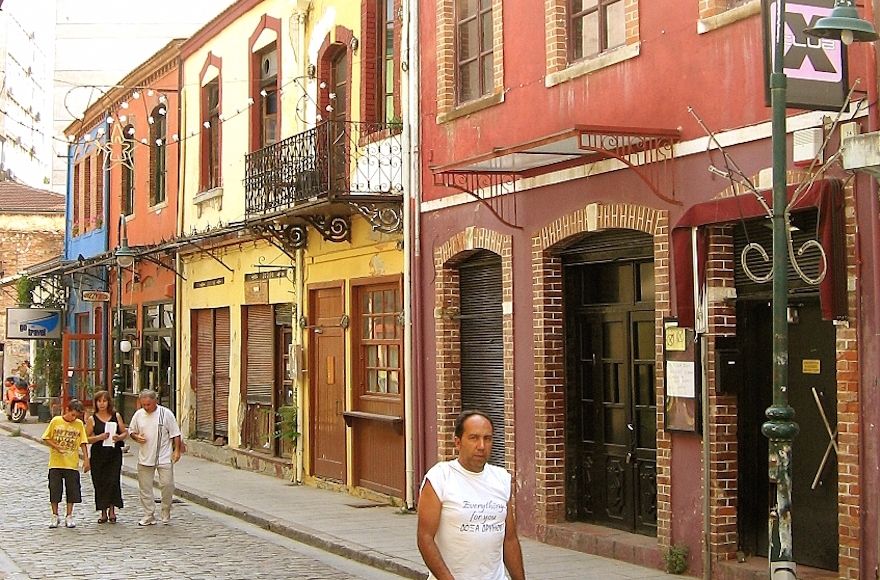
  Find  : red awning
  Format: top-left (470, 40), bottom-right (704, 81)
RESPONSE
top-left (672, 179), bottom-right (846, 328)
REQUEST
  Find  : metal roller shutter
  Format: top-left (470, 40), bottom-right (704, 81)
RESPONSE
top-left (214, 308), bottom-right (231, 437)
top-left (458, 251), bottom-right (505, 467)
top-left (246, 305), bottom-right (275, 405)
top-left (194, 309), bottom-right (214, 440)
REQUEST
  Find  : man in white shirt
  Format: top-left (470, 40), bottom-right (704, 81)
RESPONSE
top-left (417, 411), bottom-right (526, 580)
top-left (128, 389), bottom-right (181, 526)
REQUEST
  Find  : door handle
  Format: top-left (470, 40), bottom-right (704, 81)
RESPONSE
top-left (626, 452), bottom-right (633, 464)
top-left (336, 400), bottom-right (342, 416)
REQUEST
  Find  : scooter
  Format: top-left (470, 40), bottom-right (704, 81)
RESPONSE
top-left (4, 379), bottom-right (29, 423)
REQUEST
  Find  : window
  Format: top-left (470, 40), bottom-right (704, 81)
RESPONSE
top-left (95, 151), bottom-right (104, 225)
top-left (202, 79), bottom-right (221, 190)
top-left (569, 0), bottom-right (626, 62)
top-left (72, 162), bottom-right (81, 235)
top-left (84, 154), bottom-right (92, 230)
top-left (143, 303), bottom-right (173, 406)
top-left (258, 47), bottom-right (278, 147)
top-left (150, 107), bottom-right (166, 206)
top-left (380, 0), bottom-right (396, 122)
top-left (357, 284), bottom-right (402, 395)
top-left (455, 0), bottom-right (493, 103)
top-left (115, 307), bottom-right (138, 395)
top-left (122, 125), bottom-right (135, 216)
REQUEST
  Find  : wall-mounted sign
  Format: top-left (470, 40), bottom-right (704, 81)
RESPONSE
top-left (193, 277), bottom-right (225, 289)
top-left (664, 319), bottom-right (701, 433)
top-left (802, 359), bottom-right (821, 374)
top-left (6, 308), bottom-right (62, 339)
top-left (82, 290), bottom-right (110, 302)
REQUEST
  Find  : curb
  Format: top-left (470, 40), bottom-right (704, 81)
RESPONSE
top-left (1, 422), bottom-right (425, 580)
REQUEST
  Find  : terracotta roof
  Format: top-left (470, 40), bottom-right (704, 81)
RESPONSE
top-left (0, 181), bottom-right (65, 214)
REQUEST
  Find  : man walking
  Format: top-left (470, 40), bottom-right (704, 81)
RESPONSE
top-left (128, 389), bottom-right (181, 526)
top-left (417, 410), bottom-right (526, 580)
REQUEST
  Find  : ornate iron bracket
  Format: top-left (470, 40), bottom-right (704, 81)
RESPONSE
top-left (250, 223), bottom-right (308, 259)
top-left (433, 171), bottom-right (521, 229)
top-left (345, 201), bottom-right (403, 233)
top-left (302, 215), bottom-right (351, 242)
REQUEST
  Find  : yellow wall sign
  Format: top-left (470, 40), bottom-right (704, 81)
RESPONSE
top-left (802, 359), bottom-right (821, 375)
top-left (665, 327), bottom-right (687, 352)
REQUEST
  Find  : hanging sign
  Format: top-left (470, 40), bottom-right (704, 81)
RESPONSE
top-left (6, 308), bottom-right (62, 339)
top-left (82, 290), bottom-right (110, 302)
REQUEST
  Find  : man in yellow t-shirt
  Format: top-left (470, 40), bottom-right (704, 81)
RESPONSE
top-left (41, 399), bottom-right (90, 529)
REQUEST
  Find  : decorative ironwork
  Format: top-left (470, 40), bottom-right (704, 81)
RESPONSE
top-left (245, 120), bottom-right (403, 217)
top-left (433, 171), bottom-right (519, 228)
top-left (302, 215), bottom-right (350, 242)
top-left (346, 201), bottom-right (403, 233)
top-left (251, 222), bottom-right (309, 254)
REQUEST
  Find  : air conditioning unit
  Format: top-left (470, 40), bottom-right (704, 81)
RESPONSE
top-left (261, 50), bottom-right (278, 81)
top-left (793, 127), bottom-right (823, 166)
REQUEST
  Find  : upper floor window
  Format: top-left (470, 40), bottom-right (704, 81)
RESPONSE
top-left (202, 79), bottom-right (221, 190)
top-left (150, 107), bottom-right (167, 206)
top-left (455, 0), bottom-right (493, 103)
top-left (380, 0), bottom-right (396, 122)
top-left (122, 125), bottom-right (135, 216)
top-left (569, 0), bottom-right (626, 61)
top-left (258, 48), bottom-right (278, 147)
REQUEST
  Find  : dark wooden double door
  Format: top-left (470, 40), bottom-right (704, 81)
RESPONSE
top-left (564, 239), bottom-right (657, 536)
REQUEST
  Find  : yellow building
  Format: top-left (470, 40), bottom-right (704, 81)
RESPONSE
top-left (176, 0), bottom-right (408, 503)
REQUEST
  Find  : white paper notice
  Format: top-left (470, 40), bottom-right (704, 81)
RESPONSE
top-left (103, 421), bottom-right (117, 447)
top-left (666, 361), bottom-right (696, 398)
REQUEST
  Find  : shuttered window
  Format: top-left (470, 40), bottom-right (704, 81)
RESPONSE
top-left (192, 307), bottom-right (231, 440)
top-left (245, 305), bottom-right (274, 405)
top-left (458, 251), bottom-right (505, 467)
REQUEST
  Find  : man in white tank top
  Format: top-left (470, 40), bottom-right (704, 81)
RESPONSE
top-left (417, 411), bottom-right (526, 580)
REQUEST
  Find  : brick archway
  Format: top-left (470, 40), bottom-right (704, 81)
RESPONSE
top-left (433, 227), bottom-right (515, 474)
top-left (531, 203), bottom-right (671, 542)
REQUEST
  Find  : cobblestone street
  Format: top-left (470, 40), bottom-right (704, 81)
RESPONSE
top-left (0, 430), bottom-right (402, 580)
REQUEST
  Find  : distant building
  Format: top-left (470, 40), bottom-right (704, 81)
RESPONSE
top-left (0, 181), bottom-right (64, 379)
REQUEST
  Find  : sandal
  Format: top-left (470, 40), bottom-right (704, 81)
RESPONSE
top-left (98, 517), bottom-right (108, 524)
top-left (108, 517), bottom-right (117, 523)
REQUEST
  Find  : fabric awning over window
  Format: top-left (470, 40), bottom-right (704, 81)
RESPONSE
top-left (672, 178), bottom-right (845, 329)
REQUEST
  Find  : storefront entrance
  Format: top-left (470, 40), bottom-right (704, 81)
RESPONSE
top-left (563, 230), bottom-right (657, 536)
top-left (737, 300), bottom-right (838, 570)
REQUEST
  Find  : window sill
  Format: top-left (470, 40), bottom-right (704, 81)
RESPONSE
top-left (193, 186), bottom-right (223, 205)
top-left (545, 43), bottom-right (640, 88)
top-left (148, 200), bottom-right (169, 213)
top-left (437, 91), bottom-right (505, 124)
top-left (697, 0), bottom-right (760, 34)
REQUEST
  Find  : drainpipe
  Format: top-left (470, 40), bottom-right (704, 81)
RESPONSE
top-left (402, 0), bottom-right (421, 510)
top-left (701, 332), bottom-right (711, 580)
top-left (176, 73), bottom-right (187, 426)
top-left (296, 246), bottom-right (305, 483)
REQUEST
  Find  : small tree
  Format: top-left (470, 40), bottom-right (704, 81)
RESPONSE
top-left (19, 276), bottom-right (64, 398)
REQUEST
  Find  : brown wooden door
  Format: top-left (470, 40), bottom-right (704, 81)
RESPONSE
top-left (310, 285), bottom-right (346, 482)
top-left (192, 308), bottom-right (231, 442)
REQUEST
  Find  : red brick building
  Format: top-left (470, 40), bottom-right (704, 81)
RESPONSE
top-left (415, 1), bottom-right (879, 578)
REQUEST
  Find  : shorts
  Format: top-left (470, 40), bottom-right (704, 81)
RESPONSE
top-left (48, 468), bottom-right (82, 504)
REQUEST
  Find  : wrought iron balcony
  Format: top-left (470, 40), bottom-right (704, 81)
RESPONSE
top-left (245, 120), bottom-right (403, 217)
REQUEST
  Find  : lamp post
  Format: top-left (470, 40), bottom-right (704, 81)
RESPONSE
top-left (764, 2), bottom-right (876, 579)
top-left (113, 216), bottom-right (135, 412)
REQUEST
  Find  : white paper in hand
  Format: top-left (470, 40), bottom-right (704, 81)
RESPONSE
top-left (103, 421), bottom-right (117, 447)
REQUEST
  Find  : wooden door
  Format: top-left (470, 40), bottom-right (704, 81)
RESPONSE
top-left (310, 285), bottom-right (346, 482)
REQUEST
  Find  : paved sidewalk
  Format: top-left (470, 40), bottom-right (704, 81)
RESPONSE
top-left (2, 417), bottom-right (681, 580)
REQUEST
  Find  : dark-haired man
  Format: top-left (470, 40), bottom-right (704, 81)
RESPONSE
top-left (417, 410), bottom-right (526, 580)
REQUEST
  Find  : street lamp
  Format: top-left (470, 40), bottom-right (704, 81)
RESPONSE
top-left (764, 3), bottom-right (876, 579)
top-left (113, 216), bottom-right (136, 411)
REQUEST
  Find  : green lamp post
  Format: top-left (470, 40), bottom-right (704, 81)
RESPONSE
top-left (113, 218), bottom-right (136, 413)
top-left (764, 2), bottom-right (876, 578)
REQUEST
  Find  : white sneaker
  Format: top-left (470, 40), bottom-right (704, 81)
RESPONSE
top-left (49, 515), bottom-right (59, 528)
top-left (138, 516), bottom-right (156, 526)
top-left (65, 516), bottom-right (76, 528)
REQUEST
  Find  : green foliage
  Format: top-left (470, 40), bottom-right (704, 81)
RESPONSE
top-left (16, 276), bottom-right (36, 305)
top-left (662, 543), bottom-right (689, 575)
top-left (275, 405), bottom-right (300, 446)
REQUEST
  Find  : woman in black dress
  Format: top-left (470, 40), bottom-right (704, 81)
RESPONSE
top-left (85, 390), bottom-right (128, 523)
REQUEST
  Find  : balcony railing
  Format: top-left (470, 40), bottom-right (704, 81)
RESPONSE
top-left (245, 120), bottom-right (403, 216)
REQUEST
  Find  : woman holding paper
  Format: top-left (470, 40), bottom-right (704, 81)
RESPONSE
top-left (85, 390), bottom-right (128, 523)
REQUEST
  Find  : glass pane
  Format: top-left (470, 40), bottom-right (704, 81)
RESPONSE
top-left (459, 19), bottom-right (479, 61)
top-left (635, 363), bottom-right (654, 405)
top-left (456, 0), bottom-right (477, 17)
top-left (162, 306), bottom-right (174, 328)
top-left (581, 401), bottom-right (594, 441)
top-left (363, 315), bottom-right (373, 339)
top-left (123, 310), bottom-right (137, 330)
top-left (367, 370), bottom-right (378, 392)
top-left (638, 408), bottom-right (656, 449)
top-left (377, 369), bottom-right (388, 393)
top-left (384, 315), bottom-right (396, 339)
top-left (634, 320), bottom-right (654, 360)
top-left (388, 370), bottom-right (400, 394)
top-left (377, 344), bottom-right (386, 366)
top-left (603, 363), bottom-right (619, 403)
top-left (459, 61), bottom-right (477, 102)
top-left (606, 0), bottom-right (626, 49)
top-left (603, 321), bottom-right (624, 359)
top-left (389, 345), bottom-right (399, 368)
top-left (572, 16), bottom-right (584, 61)
top-left (374, 290), bottom-right (385, 313)
top-left (145, 305), bottom-right (160, 329)
top-left (363, 291), bottom-right (373, 314)
top-left (604, 407), bottom-right (625, 443)
top-left (480, 12), bottom-right (492, 53)
top-left (481, 55), bottom-right (492, 97)
top-left (366, 345), bottom-right (378, 367)
top-left (582, 12), bottom-right (599, 58)
top-left (638, 261), bottom-right (654, 302)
